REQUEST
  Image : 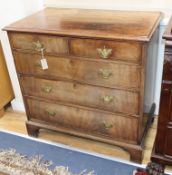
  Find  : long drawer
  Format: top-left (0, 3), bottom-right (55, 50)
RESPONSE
top-left (20, 76), bottom-right (139, 114)
top-left (13, 52), bottom-right (141, 89)
top-left (26, 98), bottom-right (138, 143)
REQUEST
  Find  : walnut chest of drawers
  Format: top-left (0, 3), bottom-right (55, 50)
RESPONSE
top-left (4, 8), bottom-right (161, 163)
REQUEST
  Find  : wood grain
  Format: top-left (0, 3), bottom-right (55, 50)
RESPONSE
top-left (20, 76), bottom-right (139, 115)
top-left (13, 52), bottom-right (141, 90)
top-left (9, 32), bottom-right (68, 55)
top-left (69, 38), bottom-right (142, 62)
top-left (26, 98), bottom-right (138, 143)
top-left (4, 8), bottom-right (162, 41)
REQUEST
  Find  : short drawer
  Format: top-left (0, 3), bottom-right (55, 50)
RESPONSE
top-left (70, 38), bottom-right (142, 63)
top-left (14, 52), bottom-right (141, 89)
top-left (20, 76), bottom-right (139, 114)
top-left (9, 33), bottom-right (68, 55)
top-left (27, 98), bottom-right (138, 143)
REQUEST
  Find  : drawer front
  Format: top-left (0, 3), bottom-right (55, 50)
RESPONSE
top-left (27, 98), bottom-right (138, 143)
top-left (14, 52), bottom-right (141, 89)
top-left (70, 38), bottom-right (142, 63)
top-left (161, 83), bottom-right (172, 122)
top-left (164, 126), bottom-right (172, 158)
top-left (20, 76), bottom-right (139, 114)
top-left (163, 54), bottom-right (172, 81)
top-left (9, 33), bottom-right (68, 55)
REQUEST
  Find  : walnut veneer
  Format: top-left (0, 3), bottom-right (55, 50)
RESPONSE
top-left (3, 8), bottom-right (162, 163)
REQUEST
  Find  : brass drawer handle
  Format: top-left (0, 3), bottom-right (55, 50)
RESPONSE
top-left (41, 86), bottom-right (52, 93)
top-left (163, 88), bottom-right (170, 92)
top-left (33, 41), bottom-right (45, 52)
top-left (45, 110), bottom-right (56, 116)
top-left (97, 46), bottom-right (112, 59)
top-left (101, 95), bottom-right (113, 103)
top-left (98, 69), bottom-right (112, 79)
top-left (102, 122), bottom-right (113, 129)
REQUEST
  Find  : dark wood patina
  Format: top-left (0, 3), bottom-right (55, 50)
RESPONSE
top-left (151, 16), bottom-right (172, 168)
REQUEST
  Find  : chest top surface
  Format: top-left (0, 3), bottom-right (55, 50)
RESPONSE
top-left (4, 8), bottom-right (162, 41)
